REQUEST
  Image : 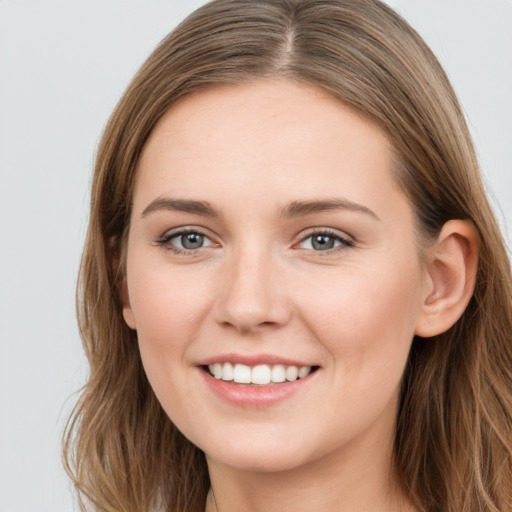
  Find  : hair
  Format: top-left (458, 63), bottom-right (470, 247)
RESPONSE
top-left (63, 0), bottom-right (512, 511)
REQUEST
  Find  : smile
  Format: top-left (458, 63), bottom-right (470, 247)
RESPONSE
top-left (207, 362), bottom-right (316, 385)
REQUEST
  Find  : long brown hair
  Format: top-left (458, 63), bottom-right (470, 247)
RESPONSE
top-left (63, 1), bottom-right (512, 510)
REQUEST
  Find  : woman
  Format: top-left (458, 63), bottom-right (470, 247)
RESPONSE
top-left (63, 0), bottom-right (512, 511)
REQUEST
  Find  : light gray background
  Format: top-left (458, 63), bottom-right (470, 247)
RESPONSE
top-left (0, 1), bottom-right (511, 511)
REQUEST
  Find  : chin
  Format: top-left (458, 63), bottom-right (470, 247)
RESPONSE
top-left (206, 448), bottom-right (310, 474)
top-left (198, 428), bottom-right (322, 474)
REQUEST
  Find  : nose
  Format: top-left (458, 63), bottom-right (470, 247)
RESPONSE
top-left (214, 246), bottom-right (292, 334)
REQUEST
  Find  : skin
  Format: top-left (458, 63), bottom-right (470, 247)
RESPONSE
top-left (122, 80), bottom-right (437, 512)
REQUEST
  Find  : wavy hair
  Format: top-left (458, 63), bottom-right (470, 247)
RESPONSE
top-left (63, 1), bottom-right (512, 510)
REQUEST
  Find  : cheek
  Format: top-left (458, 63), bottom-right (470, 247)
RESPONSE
top-left (126, 265), bottom-right (215, 419)
top-left (127, 262), bottom-right (214, 359)
top-left (297, 257), bottom-right (423, 377)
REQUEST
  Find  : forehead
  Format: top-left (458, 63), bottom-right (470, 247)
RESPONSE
top-left (134, 80), bottom-right (407, 223)
top-left (141, 80), bottom-right (390, 165)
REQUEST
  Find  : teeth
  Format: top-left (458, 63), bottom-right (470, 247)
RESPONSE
top-left (250, 364), bottom-right (271, 385)
top-left (233, 363), bottom-right (251, 383)
top-left (271, 364), bottom-right (286, 383)
top-left (298, 366), bottom-right (311, 379)
top-left (221, 362), bottom-right (234, 381)
top-left (213, 363), bottom-right (223, 379)
top-left (207, 362), bottom-right (314, 384)
top-left (285, 365), bottom-right (298, 381)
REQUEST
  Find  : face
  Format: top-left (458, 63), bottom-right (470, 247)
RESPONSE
top-left (123, 80), bottom-right (430, 474)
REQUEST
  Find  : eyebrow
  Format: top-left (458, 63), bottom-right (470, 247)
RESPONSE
top-left (140, 196), bottom-right (379, 221)
top-left (279, 198), bottom-right (379, 220)
top-left (141, 198), bottom-right (220, 218)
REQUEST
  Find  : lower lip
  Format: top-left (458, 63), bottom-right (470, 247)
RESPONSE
top-left (200, 368), bottom-right (318, 408)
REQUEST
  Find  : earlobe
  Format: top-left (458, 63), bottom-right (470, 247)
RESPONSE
top-left (120, 277), bottom-right (137, 330)
top-left (123, 304), bottom-right (137, 330)
top-left (414, 220), bottom-right (479, 338)
top-left (113, 251), bottom-right (137, 331)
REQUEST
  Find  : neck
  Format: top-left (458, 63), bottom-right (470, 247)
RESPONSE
top-left (204, 428), bottom-right (416, 512)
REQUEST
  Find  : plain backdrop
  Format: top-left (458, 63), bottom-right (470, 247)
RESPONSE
top-left (0, 1), bottom-right (511, 511)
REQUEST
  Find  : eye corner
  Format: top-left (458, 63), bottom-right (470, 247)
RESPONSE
top-left (294, 228), bottom-right (355, 254)
top-left (155, 227), bottom-right (220, 255)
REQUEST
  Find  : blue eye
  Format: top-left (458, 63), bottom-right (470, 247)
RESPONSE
top-left (299, 231), bottom-right (352, 251)
top-left (159, 230), bottom-right (214, 252)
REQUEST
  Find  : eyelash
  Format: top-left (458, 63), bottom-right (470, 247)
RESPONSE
top-left (156, 228), bottom-right (215, 255)
top-left (156, 227), bottom-right (354, 256)
top-left (297, 228), bottom-right (354, 253)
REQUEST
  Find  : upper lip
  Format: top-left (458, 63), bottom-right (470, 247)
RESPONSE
top-left (196, 353), bottom-right (318, 367)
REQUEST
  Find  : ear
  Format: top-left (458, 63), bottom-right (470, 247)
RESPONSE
top-left (121, 276), bottom-right (137, 330)
top-left (414, 220), bottom-right (479, 338)
top-left (113, 252), bottom-right (137, 331)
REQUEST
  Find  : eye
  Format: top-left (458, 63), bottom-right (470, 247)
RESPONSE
top-left (298, 230), bottom-right (353, 251)
top-left (158, 229), bottom-right (215, 253)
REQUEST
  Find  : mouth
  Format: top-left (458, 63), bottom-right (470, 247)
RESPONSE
top-left (203, 362), bottom-right (320, 386)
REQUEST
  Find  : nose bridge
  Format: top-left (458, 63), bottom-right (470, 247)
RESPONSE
top-left (215, 240), bottom-right (289, 332)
